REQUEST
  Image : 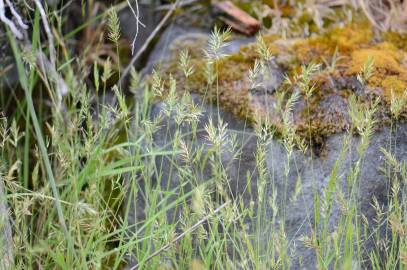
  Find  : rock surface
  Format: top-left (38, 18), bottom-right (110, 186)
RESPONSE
top-left (0, 36), bottom-right (18, 88)
top-left (127, 23), bottom-right (407, 269)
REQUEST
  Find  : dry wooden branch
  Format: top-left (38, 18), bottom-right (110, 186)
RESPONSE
top-left (211, 1), bottom-right (260, 35)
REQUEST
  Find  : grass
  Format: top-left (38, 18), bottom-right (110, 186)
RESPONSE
top-left (0, 1), bottom-right (406, 269)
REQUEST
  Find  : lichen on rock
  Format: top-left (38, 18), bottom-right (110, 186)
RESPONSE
top-left (149, 20), bottom-right (407, 144)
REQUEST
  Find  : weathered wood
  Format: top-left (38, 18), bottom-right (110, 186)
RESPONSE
top-left (0, 178), bottom-right (13, 270)
top-left (211, 1), bottom-right (260, 35)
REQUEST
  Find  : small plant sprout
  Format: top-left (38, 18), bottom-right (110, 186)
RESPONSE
top-left (322, 46), bottom-right (344, 73)
top-left (357, 55), bottom-right (375, 85)
top-left (179, 49), bottom-right (194, 79)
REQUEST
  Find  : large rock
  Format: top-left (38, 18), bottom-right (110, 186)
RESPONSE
top-left (127, 24), bottom-right (407, 269)
top-left (142, 93), bottom-right (407, 269)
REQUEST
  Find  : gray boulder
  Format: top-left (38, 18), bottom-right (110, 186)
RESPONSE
top-left (142, 92), bottom-right (406, 269)
top-left (127, 24), bottom-right (406, 269)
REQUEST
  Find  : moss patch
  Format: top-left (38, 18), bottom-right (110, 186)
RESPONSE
top-left (291, 21), bottom-right (373, 64)
top-left (152, 21), bottom-right (407, 143)
top-left (346, 43), bottom-right (407, 101)
top-left (384, 32), bottom-right (407, 51)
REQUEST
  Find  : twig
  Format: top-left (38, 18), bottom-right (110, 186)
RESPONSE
top-left (155, 0), bottom-right (199, 11)
top-left (0, 0), bottom-right (28, 39)
top-left (34, 0), bottom-right (56, 70)
top-left (36, 49), bottom-right (69, 101)
top-left (5, 0), bottom-right (27, 30)
top-left (316, 0), bottom-right (348, 7)
top-left (358, 0), bottom-right (385, 31)
top-left (33, 0), bottom-right (69, 108)
top-left (126, 0), bottom-right (144, 55)
top-left (129, 201), bottom-right (230, 270)
top-left (120, 0), bottom-right (180, 84)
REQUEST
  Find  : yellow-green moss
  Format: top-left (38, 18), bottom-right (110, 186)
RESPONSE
top-left (346, 43), bottom-right (407, 100)
top-left (382, 76), bottom-right (407, 98)
top-left (158, 33), bottom-right (285, 121)
top-left (384, 32), bottom-right (407, 51)
top-left (292, 21), bottom-right (373, 64)
top-left (153, 20), bottom-right (407, 142)
top-left (347, 45), bottom-right (403, 74)
top-left (158, 49), bottom-right (255, 120)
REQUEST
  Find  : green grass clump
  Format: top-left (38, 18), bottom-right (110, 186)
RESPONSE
top-left (0, 1), bottom-right (406, 270)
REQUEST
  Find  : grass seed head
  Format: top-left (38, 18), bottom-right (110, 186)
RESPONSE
top-left (107, 8), bottom-right (121, 44)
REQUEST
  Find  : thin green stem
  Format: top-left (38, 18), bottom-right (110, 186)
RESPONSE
top-left (7, 30), bottom-right (76, 259)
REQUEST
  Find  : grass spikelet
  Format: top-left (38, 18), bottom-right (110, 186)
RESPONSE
top-left (107, 8), bottom-right (121, 44)
top-left (203, 26), bottom-right (232, 62)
